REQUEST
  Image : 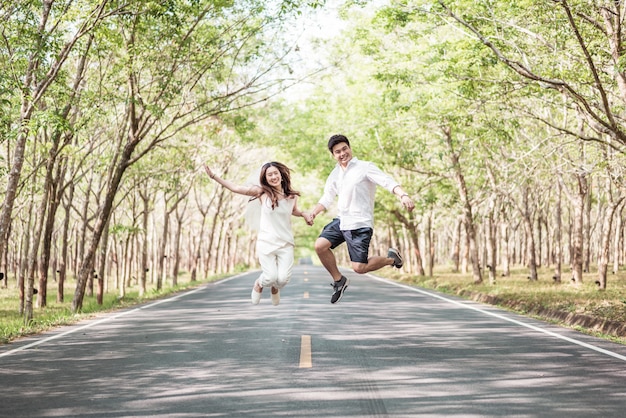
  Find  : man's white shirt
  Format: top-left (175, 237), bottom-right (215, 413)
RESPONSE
top-left (318, 157), bottom-right (399, 230)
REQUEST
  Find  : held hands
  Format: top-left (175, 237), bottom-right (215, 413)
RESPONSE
top-left (303, 212), bottom-right (315, 226)
top-left (400, 194), bottom-right (415, 212)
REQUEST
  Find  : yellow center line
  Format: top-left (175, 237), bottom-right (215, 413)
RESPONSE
top-left (299, 335), bottom-right (312, 368)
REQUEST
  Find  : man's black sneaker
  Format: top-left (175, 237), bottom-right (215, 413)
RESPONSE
top-left (388, 248), bottom-right (403, 268)
top-left (330, 275), bottom-right (349, 304)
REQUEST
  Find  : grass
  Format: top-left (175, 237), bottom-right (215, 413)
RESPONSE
top-left (0, 274), bottom-right (225, 345)
top-left (377, 265), bottom-right (626, 345)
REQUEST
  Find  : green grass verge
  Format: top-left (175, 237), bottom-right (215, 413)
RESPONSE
top-left (377, 265), bottom-right (626, 345)
top-left (0, 274), bottom-right (226, 345)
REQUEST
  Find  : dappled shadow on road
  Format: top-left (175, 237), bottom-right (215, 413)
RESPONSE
top-left (1, 267), bottom-right (626, 417)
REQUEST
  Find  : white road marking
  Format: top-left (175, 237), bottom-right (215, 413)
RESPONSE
top-left (0, 273), bottom-right (247, 359)
top-left (3, 271), bottom-right (623, 364)
top-left (369, 274), bottom-right (626, 362)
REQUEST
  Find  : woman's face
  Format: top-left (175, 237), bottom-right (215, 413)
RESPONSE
top-left (265, 166), bottom-right (282, 188)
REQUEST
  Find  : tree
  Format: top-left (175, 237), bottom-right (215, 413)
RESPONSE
top-left (70, 0), bottom-right (317, 311)
top-left (0, 0), bottom-right (117, 322)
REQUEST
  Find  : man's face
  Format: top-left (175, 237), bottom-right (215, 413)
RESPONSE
top-left (331, 142), bottom-right (352, 167)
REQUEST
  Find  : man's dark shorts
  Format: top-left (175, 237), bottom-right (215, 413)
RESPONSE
top-left (319, 218), bottom-right (372, 264)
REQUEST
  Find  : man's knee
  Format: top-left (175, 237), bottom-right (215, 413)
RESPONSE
top-left (315, 237), bottom-right (331, 254)
top-left (352, 262), bottom-right (368, 274)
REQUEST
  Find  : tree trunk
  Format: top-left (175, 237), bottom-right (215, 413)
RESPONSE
top-left (462, 220), bottom-right (470, 274)
top-left (536, 213), bottom-right (543, 269)
top-left (542, 214), bottom-right (550, 268)
top-left (158, 210), bottom-right (170, 291)
top-left (119, 234), bottom-right (129, 299)
top-left (443, 126), bottom-right (482, 283)
top-left (79, 175), bottom-right (94, 296)
top-left (597, 198), bottom-right (624, 290)
top-left (191, 214), bottom-right (207, 282)
top-left (58, 181), bottom-right (74, 302)
top-left (28, 144), bottom-right (51, 310)
top-left (452, 218), bottom-right (461, 272)
top-left (172, 204), bottom-right (186, 286)
top-left (511, 223), bottom-right (519, 265)
top-left (140, 186), bottom-right (150, 296)
top-left (554, 181), bottom-right (563, 283)
top-left (206, 190), bottom-right (226, 275)
top-left (19, 214), bottom-right (33, 317)
top-left (613, 204), bottom-right (624, 275)
top-left (124, 232), bottom-right (133, 290)
top-left (37, 153), bottom-right (66, 308)
top-left (584, 183), bottom-right (592, 273)
top-left (500, 221), bottom-right (510, 277)
top-left (571, 174), bottom-right (587, 285)
top-left (427, 212), bottom-right (434, 277)
top-left (522, 187), bottom-right (538, 281)
top-left (391, 209), bottom-right (425, 276)
top-left (216, 219), bottom-right (227, 274)
top-left (72, 142), bottom-right (138, 312)
top-left (97, 221), bottom-right (110, 305)
top-left (226, 222), bottom-right (234, 272)
top-left (487, 208), bottom-right (497, 284)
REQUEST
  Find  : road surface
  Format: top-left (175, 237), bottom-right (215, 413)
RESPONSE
top-left (1, 265), bottom-right (625, 417)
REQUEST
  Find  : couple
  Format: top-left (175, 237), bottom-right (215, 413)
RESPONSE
top-left (204, 134), bottom-right (415, 305)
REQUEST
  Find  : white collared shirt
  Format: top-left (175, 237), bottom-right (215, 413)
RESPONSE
top-left (318, 157), bottom-right (399, 230)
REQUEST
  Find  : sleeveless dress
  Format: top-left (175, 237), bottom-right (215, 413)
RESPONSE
top-left (256, 195), bottom-right (295, 256)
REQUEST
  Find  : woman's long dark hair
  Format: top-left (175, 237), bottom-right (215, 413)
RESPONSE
top-left (259, 161), bottom-right (300, 209)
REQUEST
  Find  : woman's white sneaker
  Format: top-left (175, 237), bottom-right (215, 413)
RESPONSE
top-left (251, 279), bottom-right (262, 304)
top-left (271, 288), bottom-right (280, 306)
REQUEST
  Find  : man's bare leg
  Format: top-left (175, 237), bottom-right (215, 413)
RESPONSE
top-left (315, 237), bottom-right (343, 281)
top-left (316, 237), bottom-right (350, 303)
top-left (352, 255), bottom-right (394, 274)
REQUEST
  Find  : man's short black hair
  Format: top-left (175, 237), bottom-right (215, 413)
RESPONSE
top-left (328, 134), bottom-right (350, 152)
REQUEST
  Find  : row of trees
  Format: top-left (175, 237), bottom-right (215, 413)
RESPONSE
top-left (390, 0), bottom-right (626, 288)
top-left (0, 0), bottom-right (324, 321)
top-left (246, 0), bottom-right (626, 289)
top-left (4, 0), bottom-right (626, 325)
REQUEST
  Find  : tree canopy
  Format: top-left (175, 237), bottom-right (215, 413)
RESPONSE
top-left (2, 0), bottom-right (626, 323)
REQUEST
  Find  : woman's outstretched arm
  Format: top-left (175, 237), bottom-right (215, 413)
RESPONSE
top-left (204, 164), bottom-right (261, 197)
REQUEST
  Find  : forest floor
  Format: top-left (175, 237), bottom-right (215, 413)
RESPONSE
top-left (380, 265), bottom-right (626, 345)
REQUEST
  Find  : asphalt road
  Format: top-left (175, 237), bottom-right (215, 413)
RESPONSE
top-left (1, 265), bottom-right (626, 417)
